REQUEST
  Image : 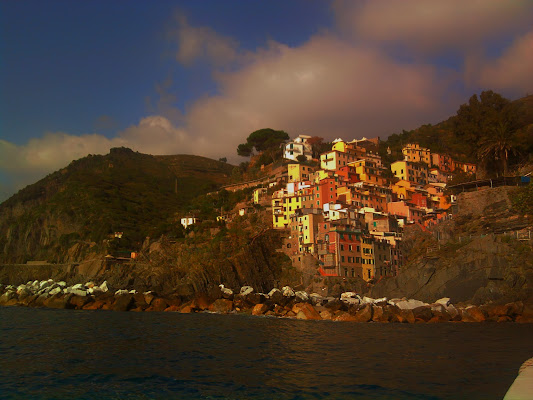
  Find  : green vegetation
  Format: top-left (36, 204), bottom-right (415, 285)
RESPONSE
top-left (510, 184), bottom-right (533, 215)
top-left (236, 128), bottom-right (289, 162)
top-left (380, 91), bottom-right (533, 177)
top-left (0, 148), bottom-right (234, 262)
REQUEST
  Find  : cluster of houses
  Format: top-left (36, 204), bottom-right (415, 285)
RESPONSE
top-left (256, 136), bottom-right (476, 281)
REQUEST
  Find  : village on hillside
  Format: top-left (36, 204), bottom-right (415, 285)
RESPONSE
top-left (183, 135), bottom-right (483, 283)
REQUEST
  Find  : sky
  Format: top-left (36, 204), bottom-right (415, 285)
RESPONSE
top-left (1, 0), bottom-right (533, 201)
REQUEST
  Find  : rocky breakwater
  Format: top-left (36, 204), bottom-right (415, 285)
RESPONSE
top-left (171, 285), bottom-right (533, 323)
top-left (1, 281), bottom-right (532, 322)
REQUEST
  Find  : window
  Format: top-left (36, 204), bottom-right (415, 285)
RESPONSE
top-left (351, 269), bottom-right (355, 277)
top-left (341, 256), bottom-right (345, 262)
top-left (340, 244), bottom-right (344, 251)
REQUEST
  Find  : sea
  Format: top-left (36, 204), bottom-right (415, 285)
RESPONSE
top-left (0, 307), bottom-right (532, 400)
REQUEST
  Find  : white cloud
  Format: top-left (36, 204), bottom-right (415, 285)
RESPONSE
top-left (477, 30), bottom-right (533, 95)
top-left (334, 0), bottom-right (533, 52)
top-left (172, 14), bottom-right (238, 67)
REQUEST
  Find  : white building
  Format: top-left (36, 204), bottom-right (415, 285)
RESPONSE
top-left (181, 217), bottom-right (199, 228)
top-left (284, 135), bottom-right (313, 161)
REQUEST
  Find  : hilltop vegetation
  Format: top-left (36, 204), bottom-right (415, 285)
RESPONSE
top-left (380, 91), bottom-right (533, 177)
top-left (0, 148), bottom-right (233, 263)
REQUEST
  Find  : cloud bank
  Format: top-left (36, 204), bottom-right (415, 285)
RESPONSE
top-left (1, 1), bottom-right (533, 200)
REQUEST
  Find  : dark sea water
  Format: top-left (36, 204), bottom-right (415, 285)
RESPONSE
top-left (0, 307), bottom-right (532, 400)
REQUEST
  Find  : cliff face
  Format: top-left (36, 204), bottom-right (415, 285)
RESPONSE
top-left (370, 186), bottom-right (533, 305)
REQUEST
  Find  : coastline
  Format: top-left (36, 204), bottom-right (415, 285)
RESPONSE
top-left (1, 279), bottom-right (532, 323)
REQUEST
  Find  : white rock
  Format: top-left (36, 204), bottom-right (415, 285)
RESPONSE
top-left (71, 283), bottom-right (84, 290)
top-left (362, 296), bottom-right (375, 304)
top-left (295, 291), bottom-right (309, 302)
top-left (115, 289), bottom-right (129, 296)
top-left (240, 286), bottom-right (254, 296)
top-left (17, 284), bottom-right (27, 292)
top-left (221, 287), bottom-right (233, 297)
top-left (129, 289), bottom-right (137, 294)
top-left (309, 293), bottom-right (324, 306)
top-left (31, 280), bottom-right (40, 288)
top-left (435, 297), bottom-right (451, 307)
top-left (84, 281), bottom-right (95, 288)
top-left (268, 288), bottom-right (281, 297)
top-left (57, 281), bottom-right (67, 288)
top-left (446, 304), bottom-right (459, 319)
top-left (374, 297), bottom-right (388, 305)
top-left (49, 287), bottom-right (62, 296)
top-left (341, 292), bottom-right (358, 300)
top-left (393, 299), bottom-right (427, 310)
top-left (99, 281), bottom-right (109, 292)
top-left (63, 288), bottom-right (68, 294)
top-left (39, 280), bottom-right (52, 290)
top-left (281, 286), bottom-right (295, 297)
top-left (344, 298), bottom-right (360, 306)
top-left (71, 289), bottom-right (87, 297)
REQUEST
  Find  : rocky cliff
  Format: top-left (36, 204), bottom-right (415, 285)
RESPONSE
top-left (370, 186), bottom-right (533, 305)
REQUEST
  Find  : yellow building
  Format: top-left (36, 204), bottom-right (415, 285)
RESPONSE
top-left (391, 161), bottom-right (428, 185)
top-left (253, 187), bottom-right (267, 204)
top-left (350, 159), bottom-right (387, 186)
top-left (391, 180), bottom-right (412, 200)
top-left (361, 236), bottom-right (375, 281)
top-left (288, 163), bottom-right (315, 183)
top-left (320, 150), bottom-right (358, 171)
top-left (402, 143), bottom-right (431, 165)
top-left (289, 211), bottom-right (324, 253)
top-left (272, 193), bottom-right (303, 229)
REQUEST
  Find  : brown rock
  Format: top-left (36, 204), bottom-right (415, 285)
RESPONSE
top-left (399, 309), bottom-right (415, 323)
top-left (164, 305), bottom-right (181, 312)
top-left (209, 299), bottom-right (234, 313)
top-left (285, 311), bottom-right (296, 318)
top-left (334, 312), bottom-right (358, 321)
top-left (112, 294), bottom-right (135, 312)
top-left (83, 300), bottom-right (105, 310)
top-left (179, 302), bottom-right (194, 313)
top-left (252, 303), bottom-right (269, 316)
top-left (462, 306), bottom-right (485, 322)
top-left (382, 305), bottom-right (402, 323)
top-left (130, 307), bottom-right (144, 312)
top-left (295, 303), bottom-right (321, 320)
top-left (497, 315), bottom-right (512, 323)
top-left (44, 294), bottom-right (74, 309)
top-left (353, 304), bottom-right (373, 322)
top-left (69, 295), bottom-right (91, 309)
top-left (146, 298), bottom-right (169, 312)
top-left (372, 306), bottom-right (385, 322)
top-left (265, 311), bottom-right (277, 317)
top-left (191, 294), bottom-right (211, 311)
top-left (144, 292), bottom-right (156, 305)
top-left (134, 293), bottom-right (148, 309)
top-left (412, 306), bottom-right (433, 322)
top-left (325, 299), bottom-right (347, 313)
top-left (320, 309), bottom-right (334, 320)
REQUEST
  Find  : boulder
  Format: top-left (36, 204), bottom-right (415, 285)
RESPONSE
top-left (146, 298), bottom-right (169, 312)
top-left (362, 296), bottom-right (375, 304)
top-left (48, 287), bottom-right (63, 296)
top-left (17, 287), bottom-right (32, 300)
top-left (39, 280), bottom-right (52, 291)
top-left (69, 295), bottom-right (91, 309)
top-left (462, 306), bottom-right (485, 322)
top-left (295, 291), bottom-right (309, 303)
top-left (191, 293), bottom-right (211, 311)
top-left (320, 309), bottom-right (334, 320)
top-left (267, 288), bottom-right (283, 304)
top-left (435, 297), bottom-right (451, 307)
top-left (309, 293), bottom-right (325, 306)
top-left (383, 305), bottom-right (403, 323)
top-left (83, 301), bottom-right (105, 310)
top-left (128, 290), bottom-right (137, 294)
top-left (240, 286), bottom-right (254, 296)
top-left (353, 304), bottom-right (374, 322)
top-left (325, 298), bottom-right (348, 312)
top-left (372, 306), bottom-right (385, 322)
top-left (282, 286), bottom-right (295, 298)
top-left (0, 291), bottom-right (17, 304)
top-left (295, 303), bottom-right (321, 320)
top-left (220, 286), bottom-right (234, 300)
top-left (71, 283), bottom-right (84, 290)
top-left (244, 292), bottom-right (265, 305)
top-left (84, 282), bottom-right (96, 289)
top-left (144, 291), bottom-right (156, 305)
top-left (70, 289), bottom-right (87, 297)
top-left (334, 312), bottom-right (358, 321)
top-left (99, 281), bottom-right (109, 292)
top-left (252, 303), bottom-right (270, 316)
top-left (393, 299), bottom-right (427, 310)
top-left (164, 305), bottom-right (181, 312)
top-left (399, 309), bottom-right (415, 323)
top-left (114, 289), bottom-right (129, 296)
top-left (57, 281), bottom-right (67, 288)
top-left (208, 299), bottom-right (234, 313)
top-left (133, 293), bottom-right (148, 309)
top-left (112, 294), bottom-right (135, 312)
top-left (179, 303), bottom-right (194, 313)
top-left (340, 292), bottom-right (358, 300)
top-left (44, 294), bottom-right (74, 309)
top-left (412, 306), bottom-right (434, 322)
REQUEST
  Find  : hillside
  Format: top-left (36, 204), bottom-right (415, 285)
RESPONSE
top-left (380, 92), bottom-right (533, 173)
top-left (0, 148), bottom-right (234, 263)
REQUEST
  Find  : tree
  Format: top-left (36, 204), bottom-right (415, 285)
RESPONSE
top-left (477, 120), bottom-right (519, 176)
top-left (236, 128), bottom-right (289, 162)
top-left (296, 155), bottom-right (307, 163)
top-left (218, 157), bottom-right (227, 163)
top-left (237, 143), bottom-right (253, 157)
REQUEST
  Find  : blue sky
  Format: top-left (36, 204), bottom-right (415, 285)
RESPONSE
top-left (1, 0), bottom-right (532, 201)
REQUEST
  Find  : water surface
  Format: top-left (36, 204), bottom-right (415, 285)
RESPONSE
top-left (0, 307), bottom-right (531, 399)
